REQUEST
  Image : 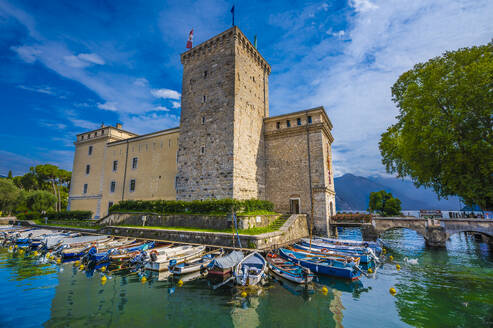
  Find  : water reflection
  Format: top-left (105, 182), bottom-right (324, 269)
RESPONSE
top-left (0, 228), bottom-right (491, 327)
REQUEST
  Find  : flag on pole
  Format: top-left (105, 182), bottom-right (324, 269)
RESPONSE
top-left (186, 29), bottom-right (194, 49)
top-left (231, 5), bottom-right (235, 26)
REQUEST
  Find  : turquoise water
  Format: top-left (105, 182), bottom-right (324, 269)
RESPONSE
top-left (1, 228), bottom-right (492, 327)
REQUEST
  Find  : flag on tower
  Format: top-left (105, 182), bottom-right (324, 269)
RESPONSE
top-left (231, 5), bottom-right (235, 26)
top-left (186, 29), bottom-right (194, 49)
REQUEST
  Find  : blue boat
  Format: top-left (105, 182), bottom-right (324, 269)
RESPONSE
top-left (279, 248), bottom-right (362, 280)
top-left (314, 237), bottom-right (383, 256)
top-left (299, 240), bottom-right (378, 263)
top-left (295, 243), bottom-right (373, 264)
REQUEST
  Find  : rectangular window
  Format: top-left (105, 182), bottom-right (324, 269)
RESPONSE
top-left (204, 70), bottom-right (207, 78)
top-left (129, 179), bottom-right (136, 192)
top-left (297, 118), bottom-right (301, 126)
top-left (108, 202), bottom-right (113, 212)
top-left (201, 146), bottom-right (205, 154)
top-left (101, 129), bottom-right (105, 135)
top-left (202, 116), bottom-right (205, 125)
top-left (83, 184), bottom-right (88, 194)
top-left (81, 135), bottom-right (84, 140)
top-left (203, 95), bottom-right (207, 103)
top-left (113, 160), bottom-right (118, 171)
top-left (88, 146), bottom-right (93, 155)
top-left (86, 164), bottom-right (90, 174)
top-left (276, 122), bottom-right (280, 129)
top-left (286, 120), bottom-right (291, 128)
top-left (132, 157), bottom-right (138, 169)
top-left (110, 181), bottom-right (116, 193)
top-left (308, 116), bottom-right (312, 124)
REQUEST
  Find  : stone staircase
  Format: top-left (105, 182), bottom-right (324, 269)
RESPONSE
top-left (270, 215), bottom-right (290, 230)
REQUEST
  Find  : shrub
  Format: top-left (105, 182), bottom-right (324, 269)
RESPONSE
top-left (17, 212), bottom-right (42, 221)
top-left (109, 199), bottom-right (274, 215)
top-left (46, 210), bottom-right (93, 220)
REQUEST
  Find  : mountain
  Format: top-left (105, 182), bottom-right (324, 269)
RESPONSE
top-left (334, 174), bottom-right (461, 211)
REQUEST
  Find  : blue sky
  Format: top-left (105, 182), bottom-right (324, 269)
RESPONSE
top-left (0, 0), bottom-right (492, 177)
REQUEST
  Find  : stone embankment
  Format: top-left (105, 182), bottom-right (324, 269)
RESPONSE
top-left (99, 214), bottom-right (309, 250)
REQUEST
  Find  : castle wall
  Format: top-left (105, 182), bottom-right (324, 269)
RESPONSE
top-left (264, 108), bottom-right (335, 234)
top-left (232, 32), bottom-right (270, 199)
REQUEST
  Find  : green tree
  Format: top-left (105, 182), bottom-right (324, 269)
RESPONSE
top-left (0, 179), bottom-right (21, 215)
top-left (26, 190), bottom-right (56, 213)
top-left (368, 190), bottom-right (401, 216)
top-left (7, 170), bottom-right (13, 179)
top-left (380, 41), bottom-right (493, 210)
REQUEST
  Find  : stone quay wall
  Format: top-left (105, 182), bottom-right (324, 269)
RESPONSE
top-left (99, 214), bottom-right (308, 249)
top-left (98, 212), bottom-right (280, 230)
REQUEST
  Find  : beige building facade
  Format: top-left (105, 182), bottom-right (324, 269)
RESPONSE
top-left (68, 26), bottom-right (336, 234)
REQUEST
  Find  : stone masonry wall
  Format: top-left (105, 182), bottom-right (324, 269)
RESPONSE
top-left (232, 31), bottom-right (270, 200)
top-left (176, 29), bottom-right (237, 200)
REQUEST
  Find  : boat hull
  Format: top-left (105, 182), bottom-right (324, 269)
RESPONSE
top-left (280, 248), bottom-right (361, 280)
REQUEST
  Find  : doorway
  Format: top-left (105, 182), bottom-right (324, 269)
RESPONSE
top-left (290, 198), bottom-right (300, 214)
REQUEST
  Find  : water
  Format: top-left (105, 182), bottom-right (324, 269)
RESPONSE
top-left (1, 229), bottom-right (492, 328)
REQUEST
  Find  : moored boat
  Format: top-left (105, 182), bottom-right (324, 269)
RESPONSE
top-left (266, 252), bottom-right (313, 284)
top-left (145, 245), bottom-right (206, 272)
top-left (169, 249), bottom-right (223, 275)
top-left (299, 239), bottom-right (376, 263)
top-left (293, 243), bottom-right (367, 263)
top-left (208, 250), bottom-right (243, 276)
top-left (279, 248), bottom-right (362, 280)
top-left (234, 252), bottom-right (267, 286)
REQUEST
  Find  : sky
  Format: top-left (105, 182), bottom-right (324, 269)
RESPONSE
top-left (0, 0), bottom-right (492, 177)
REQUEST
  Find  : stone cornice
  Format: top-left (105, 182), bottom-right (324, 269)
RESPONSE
top-left (264, 122), bottom-right (334, 143)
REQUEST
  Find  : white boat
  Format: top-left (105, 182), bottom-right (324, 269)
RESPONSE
top-left (169, 249), bottom-right (223, 275)
top-left (234, 252), bottom-right (267, 286)
top-left (144, 245), bottom-right (206, 272)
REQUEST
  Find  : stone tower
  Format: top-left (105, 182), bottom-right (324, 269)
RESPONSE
top-left (176, 27), bottom-right (271, 200)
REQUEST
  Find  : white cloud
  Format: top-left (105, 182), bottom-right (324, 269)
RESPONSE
top-left (10, 45), bottom-right (41, 63)
top-left (122, 112), bottom-right (180, 135)
top-left (134, 78), bottom-right (149, 87)
top-left (269, 0), bottom-right (493, 177)
top-left (171, 101), bottom-right (181, 108)
top-left (150, 88), bottom-right (181, 100)
top-left (64, 53), bottom-right (105, 68)
top-left (350, 0), bottom-right (378, 13)
top-left (17, 85), bottom-right (55, 95)
top-left (97, 102), bottom-right (118, 111)
top-left (77, 53), bottom-right (105, 65)
top-left (39, 120), bottom-right (66, 130)
top-left (68, 118), bottom-right (99, 130)
top-left (154, 106), bottom-right (170, 111)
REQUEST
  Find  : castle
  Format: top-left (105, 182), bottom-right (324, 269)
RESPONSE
top-left (68, 27), bottom-right (336, 233)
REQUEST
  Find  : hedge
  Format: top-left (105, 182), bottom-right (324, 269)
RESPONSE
top-left (17, 210), bottom-right (93, 221)
top-left (109, 199), bottom-right (274, 215)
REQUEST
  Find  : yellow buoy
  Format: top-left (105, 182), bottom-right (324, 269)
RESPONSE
top-left (241, 291), bottom-right (247, 298)
top-left (382, 248), bottom-right (387, 254)
top-left (389, 287), bottom-right (397, 295)
top-left (19, 249), bottom-right (24, 255)
top-left (321, 286), bottom-right (329, 294)
top-left (101, 275), bottom-right (107, 282)
top-left (368, 268), bottom-right (373, 274)
top-left (8, 246), bottom-right (13, 251)
top-left (141, 276), bottom-right (147, 283)
top-left (79, 264), bottom-right (84, 270)
top-left (177, 279), bottom-right (183, 287)
top-left (389, 255), bottom-right (394, 261)
top-left (396, 264), bottom-right (401, 270)
top-left (101, 266), bottom-right (106, 272)
top-left (74, 260), bottom-right (80, 266)
top-left (56, 258), bottom-right (61, 264)
top-left (33, 251), bottom-right (38, 256)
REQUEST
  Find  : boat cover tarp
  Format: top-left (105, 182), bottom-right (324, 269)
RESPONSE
top-left (211, 251), bottom-right (243, 269)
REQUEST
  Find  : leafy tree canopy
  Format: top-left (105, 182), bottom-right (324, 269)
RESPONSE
top-left (0, 179), bottom-right (21, 215)
top-left (26, 190), bottom-right (56, 213)
top-left (380, 41), bottom-right (493, 210)
top-left (368, 190), bottom-right (402, 217)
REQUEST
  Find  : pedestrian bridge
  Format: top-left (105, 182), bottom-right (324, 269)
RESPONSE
top-left (359, 217), bottom-right (493, 247)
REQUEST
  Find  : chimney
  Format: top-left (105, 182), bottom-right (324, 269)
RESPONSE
top-left (116, 123), bottom-right (122, 129)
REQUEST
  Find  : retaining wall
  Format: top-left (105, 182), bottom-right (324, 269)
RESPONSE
top-left (98, 212), bottom-right (279, 230)
top-left (99, 214), bottom-right (309, 249)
